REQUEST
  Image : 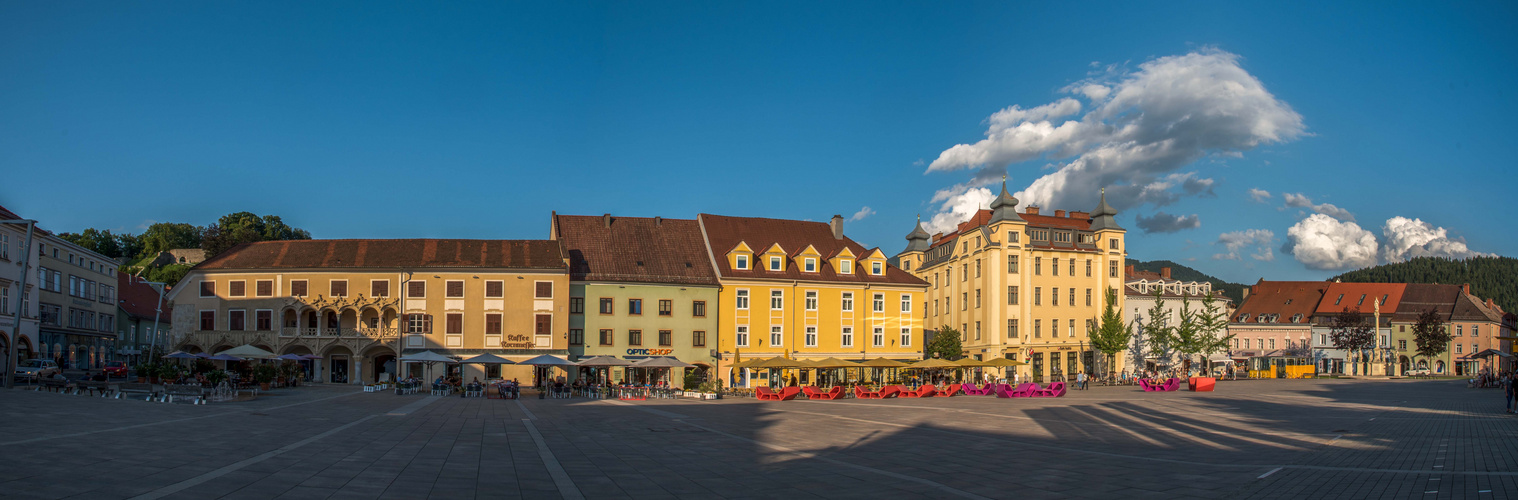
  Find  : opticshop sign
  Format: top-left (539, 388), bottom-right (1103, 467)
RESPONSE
top-left (626, 349), bottom-right (673, 356)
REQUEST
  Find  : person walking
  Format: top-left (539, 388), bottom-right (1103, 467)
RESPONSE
top-left (1504, 373), bottom-right (1514, 414)
top-left (1076, 372), bottom-right (1087, 390)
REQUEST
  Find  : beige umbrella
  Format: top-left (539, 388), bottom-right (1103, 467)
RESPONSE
top-left (749, 356), bottom-right (806, 369)
top-left (984, 358), bottom-right (1028, 367)
top-left (954, 358), bottom-right (993, 367)
top-left (217, 345), bottom-right (277, 360)
top-left (908, 358), bottom-right (961, 369)
top-left (856, 357), bottom-right (910, 368)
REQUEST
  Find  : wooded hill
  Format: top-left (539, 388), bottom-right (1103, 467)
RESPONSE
top-left (1332, 256), bottom-right (1517, 314)
top-left (1125, 259), bottom-right (1248, 303)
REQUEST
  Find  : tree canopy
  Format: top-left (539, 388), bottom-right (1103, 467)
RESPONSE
top-left (924, 326), bottom-right (964, 360)
top-left (1088, 287), bottom-right (1130, 377)
top-left (201, 212), bottom-right (311, 258)
top-left (1412, 308), bottom-right (1451, 363)
top-left (57, 228), bottom-right (125, 259)
top-left (1333, 256), bottom-right (1516, 314)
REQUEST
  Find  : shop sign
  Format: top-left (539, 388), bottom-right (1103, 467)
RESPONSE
top-left (500, 334), bottom-right (533, 349)
top-left (627, 348), bottom-right (673, 356)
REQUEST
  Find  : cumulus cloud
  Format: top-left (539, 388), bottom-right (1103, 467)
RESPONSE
top-left (848, 206), bottom-right (876, 222)
top-left (1282, 214), bottom-right (1379, 270)
top-left (923, 48), bottom-right (1304, 229)
top-left (1380, 217), bottom-right (1489, 263)
top-left (1214, 229), bottom-right (1276, 261)
top-left (1281, 192), bottom-right (1355, 221)
top-left (1248, 188), bottom-right (1271, 203)
top-left (923, 187), bottom-right (996, 235)
top-left (1134, 212), bottom-right (1200, 234)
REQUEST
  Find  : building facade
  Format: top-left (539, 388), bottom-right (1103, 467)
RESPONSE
top-left (1309, 282), bottom-right (1405, 376)
top-left (116, 273), bottom-right (171, 366)
top-left (35, 231), bottom-right (120, 370)
top-left (700, 213), bottom-right (927, 388)
top-left (552, 213), bottom-right (721, 388)
top-left (1, 205), bottom-right (43, 371)
top-left (1449, 289), bottom-right (1505, 376)
top-left (896, 184), bottom-right (1128, 382)
top-left (1389, 283), bottom-right (1461, 376)
top-left (167, 239), bottom-right (569, 384)
top-left (1122, 265), bottom-right (1230, 371)
top-left (1229, 281), bottom-right (1328, 366)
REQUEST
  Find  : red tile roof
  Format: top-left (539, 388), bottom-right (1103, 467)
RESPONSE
top-left (1316, 282), bottom-right (1407, 315)
top-left (698, 214), bottom-right (927, 286)
top-left (194, 239), bottom-right (567, 271)
top-left (118, 273), bottom-right (171, 321)
top-left (1232, 281), bottom-right (1329, 323)
top-left (0, 203), bottom-right (52, 235)
top-left (552, 214), bottom-right (720, 286)
top-left (1021, 213), bottom-right (1092, 231)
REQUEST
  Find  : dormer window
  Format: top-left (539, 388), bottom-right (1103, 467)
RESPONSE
top-left (839, 259), bottom-right (853, 274)
top-left (1291, 313), bottom-right (1303, 323)
top-left (735, 255), bottom-right (749, 270)
top-left (769, 256), bottom-right (782, 271)
top-left (1237, 313), bottom-right (1250, 322)
top-left (804, 258), bottom-right (817, 273)
top-left (871, 261), bottom-right (883, 276)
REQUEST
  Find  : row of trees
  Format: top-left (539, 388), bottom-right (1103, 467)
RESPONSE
top-left (57, 212), bottom-right (310, 285)
top-left (1094, 288), bottom-right (1233, 377)
top-left (1326, 306), bottom-right (1452, 374)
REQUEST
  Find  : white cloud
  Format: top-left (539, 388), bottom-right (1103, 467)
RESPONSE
top-left (1134, 212), bottom-right (1200, 234)
top-left (925, 48), bottom-right (1304, 224)
top-left (923, 187), bottom-right (995, 235)
top-left (1214, 229), bottom-right (1276, 261)
top-left (1248, 188), bottom-right (1271, 203)
top-left (848, 206), bottom-right (876, 222)
top-left (1380, 217), bottom-right (1489, 263)
top-left (1281, 192), bottom-right (1355, 221)
top-left (1283, 214), bottom-right (1378, 270)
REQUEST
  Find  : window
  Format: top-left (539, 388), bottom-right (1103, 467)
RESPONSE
top-left (839, 259), bottom-right (852, 274)
top-left (599, 298), bottom-right (614, 314)
top-left (736, 326), bottom-right (749, 347)
top-left (866, 293), bottom-right (882, 313)
top-left (1052, 288), bottom-right (1060, 306)
top-left (841, 292), bottom-right (853, 312)
top-left (1008, 231), bottom-right (1019, 243)
top-left (804, 258), bottom-right (817, 272)
top-left (1456, 343), bottom-right (1463, 354)
top-left (1008, 286), bottom-right (1019, 305)
top-left (735, 255), bottom-right (749, 270)
top-left (771, 290), bottom-right (784, 309)
top-left (599, 329), bottom-right (614, 346)
top-left (842, 327), bottom-right (854, 347)
top-left (1069, 288), bottom-right (1075, 307)
top-left (975, 259), bottom-right (981, 277)
top-left (1398, 339), bottom-right (1407, 350)
top-left (658, 299), bottom-right (672, 316)
top-left (1068, 320), bottom-right (1074, 338)
top-left (0, 288), bottom-right (7, 315)
top-left (199, 281), bottom-right (215, 298)
top-left (446, 313), bottom-right (463, 334)
top-left (1109, 261), bottom-right (1118, 278)
top-left (770, 326), bottom-right (782, 346)
top-left (900, 294), bottom-right (911, 313)
top-left (406, 314), bottom-right (432, 333)
top-left (535, 281), bottom-right (553, 298)
top-left (370, 280), bottom-right (389, 298)
top-left (658, 329), bottom-right (672, 346)
top-left (975, 289), bottom-right (981, 308)
top-left (872, 327), bottom-right (884, 347)
top-left (1335, 294), bottom-right (1344, 305)
top-left (569, 329), bottom-right (584, 345)
top-left (407, 281), bottom-right (425, 298)
top-left (871, 261), bottom-right (884, 275)
top-left (1069, 259), bottom-right (1075, 276)
top-left (440, 280), bottom-right (463, 298)
top-left (1243, 338), bottom-right (1251, 349)
top-left (1109, 238), bottom-right (1119, 250)
top-left (1085, 289), bottom-right (1092, 307)
top-left (1034, 257), bottom-right (1041, 275)
top-left (805, 326), bottom-right (817, 347)
top-left (486, 314), bottom-right (502, 336)
top-left (257, 280), bottom-right (273, 297)
top-left (1473, 325), bottom-right (1480, 337)
top-left (291, 279), bottom-right (311, 297)
top-left (736, 289), bottom-right (749, 309)
top-left (1269, 338), bottom-right (1276, 350)
top-left (901, 327), bottom-right (912, 347)
top-left (1085, 259), bottom-right (1092, 277)
top-left (1034, 287), bottom-right (1041, 306)
top-left (229, 281), bottom-right (246, 297)
top-left (1357, 294), bottom-right (1366, 306)
top-left (628, 299), bottom-right (643, 315)
top-left (1051, 319), bottom-right (1058, 337)
top-left (962, 265), bottom-right (968, 282)
top-left (1052, 258), bottom-right (1059, 276)
top-left (692, 330), bottom-right (706, 347)
top-left (569, 297), bottom-right (584, 314)
top-left (330, 280), bottom-right (348, 297)
top-left (1034, 319), bottom-right (1041, 338)
top-left (805, 291), bottom-right (818, 311)
top-left (769, 256), bottom-right (782, 271)
top-left (200, 310), bottom-right (215, 331)
top-left (1007, 319), bottom-right (1018, 338)
top-left (628, 329), bottom-right (643, 345)
top-left (1008, 255), bottom-right (1019, 273)
top-left (256, 310), bottom-right (271, 331)
top-left (1456, 325), bottom-right (1463, 337)
top-left (975, 321), bottom-right (982, 340)
top-left (961, 292), bottom-right (967, 311)
top-left (485, 281), bottom-right (504, 298)
top-left (692, 300), bottom-right (706, 317)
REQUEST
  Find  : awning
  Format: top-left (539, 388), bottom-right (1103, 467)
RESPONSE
top-left (1469, 349), bottom-right (1514, 359)
top-left (218, 344), bottom-right (277, 359)
top-left (400, 351), bottom-right (457, 363)
top-left (461, 353), bottom-right (516, 365)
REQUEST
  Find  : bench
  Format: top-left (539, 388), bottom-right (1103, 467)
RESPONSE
top-left (77, 381), bottom-right (114, 397)
top-left (38, 378), bottom-right (71, 393)
top-left (117, 382), bottom-right (158, 401)
top-left (164, 384), bottom-right (207, 404)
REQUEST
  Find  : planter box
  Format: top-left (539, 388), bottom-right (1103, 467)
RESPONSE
top-left (1188, 377), bottom-right (1216, 392)
top-left (681, 392), bottom-right (721, 400)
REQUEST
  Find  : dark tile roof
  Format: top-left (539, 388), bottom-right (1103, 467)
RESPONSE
top-left (0, 203), bottom-right (52, 235)
top-left (1391, 283), bottom-right (1461, 322)
top-left (698, 214), bottom-right (927, 287)
top-left (194, 239), bottom-right (567, 271)
top-left (118, 273), bottom-right (171, 321)
top-left (553, 214), bottom-right (720, 286)
top-left (1316, 282), bottom-right (1407, 315)
top-left (1451, 292), bottom-right (1503, 323)
top-left (1232, 281), bottom-right (1329, 324)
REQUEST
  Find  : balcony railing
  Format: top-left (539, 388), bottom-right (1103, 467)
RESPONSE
top-left (278, 327), bottom-right (398, 339)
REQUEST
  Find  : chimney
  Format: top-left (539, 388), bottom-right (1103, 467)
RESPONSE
top-left (1161, 267), bottom-right (1171, 280)
top-left (1055, 210), bottom-right (1066, 218)
top-left (1125, 264), bottom-right (1135, 276)
top-left (830, 215), bottom-right (844, 240)
top-left (603, 214), bottom-right (612, 228)
top-left (1025, 206), bottom-right (1040, 215)
top-left (1243, 286), bottom-right (1252, 302)
top-left (1070, 211), bottom-right (1089, 219)
top-left (1487, 298), bottom-right (1496, 310)
top-left (1463, 283), bottom-right (1471, 295)
top-left (654, 216), bottom-right (662, 227)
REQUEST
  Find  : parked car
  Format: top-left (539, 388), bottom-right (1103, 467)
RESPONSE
top-left (102, 361), bottom-right (129, 378)
top-left (15, 359), bottom-right (60, 382)
top-left (1405, 368), bottom-right (1431, 377)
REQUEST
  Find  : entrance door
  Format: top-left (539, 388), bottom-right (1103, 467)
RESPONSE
top-left (331, 356), bottom-right (349, 383)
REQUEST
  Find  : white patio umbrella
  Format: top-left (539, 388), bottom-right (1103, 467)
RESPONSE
top-left (576, 355), bottom-right (633, 384)
top-left (400, 351), bottom-right (458, 382)
top-left (218, 345), bottom-right (277, 360)
top-left (631, 357), bottom-right (696, 386)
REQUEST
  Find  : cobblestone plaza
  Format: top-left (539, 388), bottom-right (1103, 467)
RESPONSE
top-left (1, 379), bottom-right (1514, 499)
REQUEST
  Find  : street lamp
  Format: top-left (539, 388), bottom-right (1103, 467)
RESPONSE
top-left (138, 279), bottom-right (167, 361)
top-left (2, 219), bottom-right (36, 390)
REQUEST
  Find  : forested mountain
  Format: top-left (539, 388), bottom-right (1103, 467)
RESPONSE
top-left (1332, 256), bottom-right (1517, 313)
top-left (1125, 259), bottom-right (1248, 303)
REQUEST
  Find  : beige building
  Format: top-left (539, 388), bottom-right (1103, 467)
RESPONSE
top-left (896, 183), bottom-right (1128, 382)
top-left (167, 239), bottom-right (569, 384)
top-left (35, 229), bottom-right (120, 370)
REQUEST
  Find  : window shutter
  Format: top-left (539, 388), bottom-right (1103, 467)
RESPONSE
top-left (291, 281), bottom-right (307, 297)
top-left (372, 281), bottom-right (389, 297)
top-left (485, 281), bottom-right (503, 298)
top-left (424, 314), bottom-right (433, 333)
top-left (229, 281), bottom-right (246, 297)
top-left (535, 282), bottom-right (552, 298)
top-left (331, 280), bottom-right (347, 297)
top-left (535, 314), bottom-right (550, 336)
top-left (200, 281), bottom-right (215, 297)
top-left (486, 314), bottom-right (502, 335)
top-left (447, 313), bottom-right (462, 334)
top-left (446, 281), bottom-right (464, 298)
top-left (409, 281), bottom-right (426, 298)
top-left (256, 280), bottom-right (272, 297)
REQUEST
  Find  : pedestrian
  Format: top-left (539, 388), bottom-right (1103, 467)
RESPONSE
top-left (1076, 372), bottom-right (1087, 390)
top-left (1505, 373), bottom-right (1514, 414)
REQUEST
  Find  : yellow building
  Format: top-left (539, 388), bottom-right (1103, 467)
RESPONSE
top-left (167, 239), bottom-right (569, 384)
top-left (896, 183), bottom-right (1127, 382)
top-left (697, 214), bottom-right (928, 387)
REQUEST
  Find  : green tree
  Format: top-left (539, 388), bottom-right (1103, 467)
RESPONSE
top-left (1171, 295), bottom-right (1203, 375)
top-left (1192, 292), bottom-right (1234, 374)
top-left (139, 222), bottom-right (204, 259)
top-left (1412, 308), bottom-right (1451, 368)
top-left (58, 228), bottom-right (124, 259)
top-left (1088, 287), bottom-right (1130, 380)
top-left (116, 232), bottom-right (144, 261)
top-left (201, 212), bottom-right (311, 258)
top-left (925, 326), bottom-right (963, 360)
top-left (1142, 288), bottom-right (1175, 370)
top-left (1329, 308), bottom-right (1375, 375)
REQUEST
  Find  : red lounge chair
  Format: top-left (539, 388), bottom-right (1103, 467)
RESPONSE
top-left (756, 387), bottom-right (780, 400)
top-left (853, 386), bottom-right (874, 399)
top-left (906, 385), bottom-right (937, 398)
top-left (812, 386), bottom-right (844, 400)
top-left (935, 384), bottom-right (960, 397)
top-left (802, 386), bottom-right (821, 399)
top-left (878, 386), bottom-right (901, 398)
top-left (778, 386), bottom-right (802, 401)
top-left (1188, 377), bottom-right (1215, 392)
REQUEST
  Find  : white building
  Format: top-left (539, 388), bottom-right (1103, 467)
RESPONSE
top-left (1, 205), bottom-right (44, 373)
top-left (1121, 265), bottom-right (1232, 372)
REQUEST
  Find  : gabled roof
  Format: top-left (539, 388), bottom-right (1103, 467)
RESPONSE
top-left (118, 273), bottom-right (171, 322)
top-left (1315, 282), bottom-right (1407, 315)
top-left (0, 203), bottom-right (53, 236)
top-left (552, 215), bottom-right (719, 286)
top-left (194, 239), bottom-right (567, 271)
top-left (1021, 213), bottom-right (1092, 231)
top-left (1391, 283), bottom-right (1461, 322)
top-left (698, 214), bottom-right (926, 286)
top-left (1452, 292), bottom-right (1503, 323)
top-left (1232, 281), bottom-right (1329, 323)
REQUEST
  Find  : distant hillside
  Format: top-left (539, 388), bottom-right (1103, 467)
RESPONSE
top-left (1126, 259), bottom-right (1248, 303)
top-left (1332, 256), bottom-right (1517, 314)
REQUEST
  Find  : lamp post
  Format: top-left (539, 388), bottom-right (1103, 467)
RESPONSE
top-left (3, 219), bottom-right (36, 389)
top-left (139, 279), bottom-right (167, 362)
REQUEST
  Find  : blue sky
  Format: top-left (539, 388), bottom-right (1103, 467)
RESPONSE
top-left (2, 2), bottom-right (1514, 283)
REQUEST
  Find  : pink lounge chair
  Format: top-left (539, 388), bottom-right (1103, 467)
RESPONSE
top-left (1034, 382), bottom-right (1067, 397)
top-left (961, 383), bottom-right (994, 396)
top-left (1161, 378), bottom-right (1181, 392)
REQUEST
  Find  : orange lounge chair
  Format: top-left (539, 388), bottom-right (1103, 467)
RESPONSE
top-left (810, 386), bottom-right (844, 400)
top-left (935, 384), bottom-right (960, 397)
top-left (756, 387), bottom-right (781, 400)
top-left (878, 386), bottom-right (901, 398)
top-left (778, 386), bottom-right (802, 401)
top-left (900, 385), bottom-right (936, 398)
top-left (802, 386), bottom-right (821, 399)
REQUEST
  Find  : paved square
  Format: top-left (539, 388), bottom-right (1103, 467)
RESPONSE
top-left (2, 379), bottom-right (1514, 499)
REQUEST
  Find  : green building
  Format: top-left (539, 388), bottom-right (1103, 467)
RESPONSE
top-left (116, 273), bottom-right (171, 366)
top-left (552, 213), bottom-right (720, 388)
